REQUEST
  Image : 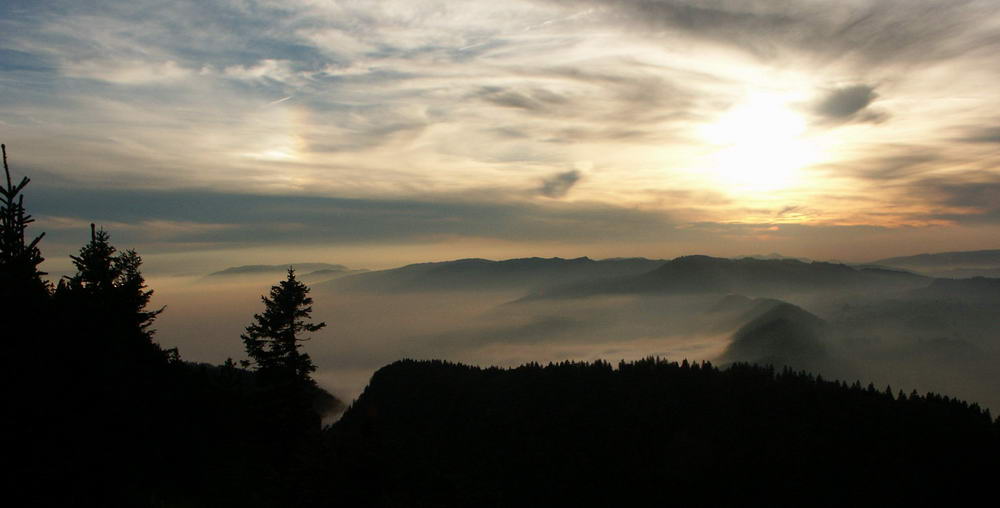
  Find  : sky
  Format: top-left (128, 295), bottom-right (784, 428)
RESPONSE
top-left (3, 0), bottom-right (1000, 275)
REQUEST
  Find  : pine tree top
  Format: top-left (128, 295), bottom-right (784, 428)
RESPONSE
top-left (1, 143), bottom-right (48, 298)
top-left (241, 267), bottom-right (326, 385)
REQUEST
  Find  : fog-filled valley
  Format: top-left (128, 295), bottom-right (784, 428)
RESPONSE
top-left (152, 254), bottom-right (1000, 414)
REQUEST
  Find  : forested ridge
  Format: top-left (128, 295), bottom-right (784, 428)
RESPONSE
top-left (331, 358), bottom-right (1000, 507)
top-left (4, 144), bottom-right (1000, 507)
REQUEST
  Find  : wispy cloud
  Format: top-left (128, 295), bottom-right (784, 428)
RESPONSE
top-left (542, 0), bottom-right (1000, 67)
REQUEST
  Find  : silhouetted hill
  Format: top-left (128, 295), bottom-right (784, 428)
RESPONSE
top-left (299, 268), bottom-right (369, 283)
top-left (527, 255), bottom-right (927, 299)
top-left (323, 256), bottom-right (667, 293)
top-left (328, 358), bottom-right (999, 507)
top-left (719, 302), bottom-right (828, 370)
top-left (205, 263), bottom-right (367, 285)
top-left (875, 249), bottom-right (1000, 277)
top-left (876, 249), bottom-right (1000, 268)
top-left (738, 252), bottom-right (813, 262)
top-left (208, 263), bottom-right (348, 276)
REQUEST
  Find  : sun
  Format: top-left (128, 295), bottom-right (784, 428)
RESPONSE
top-left (698, 92), bottom-right (820, 192)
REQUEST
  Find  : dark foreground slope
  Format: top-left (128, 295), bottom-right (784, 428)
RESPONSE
top-left (329, 359), bottom-right (999, 508)
top-left (14, 352), bottom-right (342, 507)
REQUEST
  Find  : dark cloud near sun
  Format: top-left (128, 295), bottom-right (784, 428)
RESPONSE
top-left (539, 170), bottom-right (582, 198)
top-left (905, 175), bottom-right (1000, 224)
top-left (812, 85), bottom-right (886, 124)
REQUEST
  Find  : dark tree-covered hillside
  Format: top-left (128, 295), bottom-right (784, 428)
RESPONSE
top-left (329, 358), bottom-right (1000, 507)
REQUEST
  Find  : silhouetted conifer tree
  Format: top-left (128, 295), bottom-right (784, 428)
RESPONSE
top-left (55, 224), bottom-right (165, 359)
top-left (0, 144), bottom-right (48, 301)
top-left (240, 268), bottom-right (329, 506)
top-left (242, 267), bottom-right (325, 388)
top-left (3, 143), bottom-right (52, 506)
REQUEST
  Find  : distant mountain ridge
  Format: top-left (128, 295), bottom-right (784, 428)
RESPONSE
top-left (210, 254), bottom-right (1000, 303)
top-left (205, 263), bottom-right (367, 285)
top-left (525, 255), bottom-right (927, 300)
top-left (875, 249), bottom-right (1000, 268)
top-left (737, 252), bottom-right (813, 263)
top-left (208, 263), bottom-right (349, 276)
top-left (873, 249), bottom-right (1000, 278)
top-left (323, 256), bottom-right (668, 292)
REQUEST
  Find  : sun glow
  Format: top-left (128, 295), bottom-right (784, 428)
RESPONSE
top-left (699, 92), bottom-right (820, 192)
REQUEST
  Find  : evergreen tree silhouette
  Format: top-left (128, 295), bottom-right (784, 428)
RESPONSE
top-left (242, 267), bottom-right (325, 388)
top-left (62, 224), bottom-right (116, 296)
top-left (241, 268), bottom-right (328, 506)
top-left (0, 144), bottom-right (48, 302)
top-left (56, 224), bottom-right (165, 359)
top-left (3, 143), bottom-right (54, 505)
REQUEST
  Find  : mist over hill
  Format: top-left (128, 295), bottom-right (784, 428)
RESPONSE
top-left (148, 250), bottom-right (1000, 407)
top-left (323, 256), bottom-right (667, 293)
top-left (912, 276), bottom-right (1000, 299)
top-left (521, 255), bottom-right (927, 300)
top-left (203, 264), bottom-right (368, 287)
top-left (718, 301), bottom-right (829, 370)
top-left (876, 249), bottom-right (1000, 268)
top-left (14, 232), bottom-right (1000, 505)
top-left (156, 252), bottom-right (1000, 413)
top-left (208, 263), bottom-right (349, 276)
top-left (737, 252), bottom-right (813, 262)
top-left (875, 249), bottom-right (1000, 278)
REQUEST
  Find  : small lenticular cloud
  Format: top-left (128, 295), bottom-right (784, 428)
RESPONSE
top-left (539, 170), bottom-right (581, 198)
top-left (813, 85), bottom-right (884, 123)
